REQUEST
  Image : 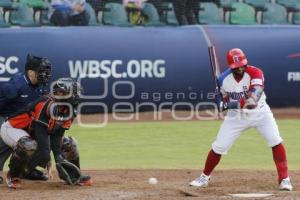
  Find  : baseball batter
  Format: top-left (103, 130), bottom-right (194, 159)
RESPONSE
top-left (190, 48), bottom-right (293, 191)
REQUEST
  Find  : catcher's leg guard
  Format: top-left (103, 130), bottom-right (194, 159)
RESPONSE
top-left (8, 137), bottom-right (37, 178)
top-left (62, 136), bottom-right (80, 168)
top-left (61, 137), bottom-right (93, 186)
top-left (23, 144), bottom-right (51, 181)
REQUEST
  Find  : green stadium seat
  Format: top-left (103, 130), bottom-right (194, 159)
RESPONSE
top-left (20, 0), bottom-right (49, 23)
top-left (230, 2), bottom-right (257, 24)
top-left (10, 3), bottom-right (39, 27)
top-left (0, 10), bottom-right (10, 27)
top-left (219, 0), bottom-right (238, 9)
top-left (0, 0), bottom-right (17, 20)
top-left (244, 0), bottom-right (270, 24)
top-left (244, 0), bottom-right (270, 10)
top-left (0, 0), bottom-right (13, 8)
top-left (142, 3), bottom-right (164, 26)
top-left (292, 4), bottom-right (300, 24)
top-left (199, 2), bottom-right (224, 24)
top-left (218, 0), bottom-right (238, 23)
top-left (19, 0), bottom-right (44, 8)
top-left (262, 3), bottom-right (288, 24)
top-left (39, 1), bottom-right (52, 25)
top-left (277, 0), bottom-right (299, 12)
top-left (102, 3), bottom-right (131, 26)
top-left (85, 2), bottom-right (100, 26)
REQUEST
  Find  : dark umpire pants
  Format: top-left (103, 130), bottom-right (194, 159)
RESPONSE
top-left (0, 116), bottom-right (12, 171)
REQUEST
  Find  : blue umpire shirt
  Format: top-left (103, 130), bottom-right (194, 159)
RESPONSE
top-left (0, 73), bottom-right (48, 117)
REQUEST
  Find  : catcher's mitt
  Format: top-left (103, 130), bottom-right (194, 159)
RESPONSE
top-left (56, 161), bottom-right (81, 185)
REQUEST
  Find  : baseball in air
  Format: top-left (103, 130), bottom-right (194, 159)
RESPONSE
top-left (148, 177), bottom-right (158, 185)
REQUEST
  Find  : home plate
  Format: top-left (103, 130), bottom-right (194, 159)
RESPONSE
top-left (229, 193), bottom-right (273, 198)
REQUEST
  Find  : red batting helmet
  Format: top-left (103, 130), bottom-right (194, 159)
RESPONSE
top-left (226, 48), bottom-right (248, 69)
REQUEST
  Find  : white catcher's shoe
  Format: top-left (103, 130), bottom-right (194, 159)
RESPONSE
top-left (279, 177), bottom-right (293, 191)
top-left (189, 173), bottom-right (210, 187)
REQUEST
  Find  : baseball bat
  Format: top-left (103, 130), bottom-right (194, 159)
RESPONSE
top-left (208, 45), bottom-right (221, 90)
top-left (208, 46), bottom-right (224, 111)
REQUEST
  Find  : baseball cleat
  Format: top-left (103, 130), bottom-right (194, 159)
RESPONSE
top-left (189, 173), bottom-right (210, 187)
top-left (78, 175), bottom-right (93, 186)
top-left (6, 174), bottom-right (21, 189)
top-left (279, 177), bottom-right (293, 191)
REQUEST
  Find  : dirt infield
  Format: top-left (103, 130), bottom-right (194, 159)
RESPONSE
top-left (0, 170), bottom-right (299, 200)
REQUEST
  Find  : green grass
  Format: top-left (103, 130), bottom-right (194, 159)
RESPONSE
top-left (69, 120), bottom-right (300, 170)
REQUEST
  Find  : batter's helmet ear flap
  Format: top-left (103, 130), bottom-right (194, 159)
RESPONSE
top-left (227, 48), bottom-right (248, 69)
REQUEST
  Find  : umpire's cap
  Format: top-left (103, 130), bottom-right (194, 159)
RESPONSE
top-left (25, 54), bottom-right (52, 71)
top-left (25, 54), bottom-right (52, 84)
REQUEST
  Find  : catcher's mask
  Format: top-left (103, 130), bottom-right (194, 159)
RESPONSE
top-left (25, 54), bottom-right (52, 84)
top-left (51, 77), bottom-right (82, 107)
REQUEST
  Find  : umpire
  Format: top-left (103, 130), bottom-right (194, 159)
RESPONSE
top-left (0, 54), bottom-right (52, 183)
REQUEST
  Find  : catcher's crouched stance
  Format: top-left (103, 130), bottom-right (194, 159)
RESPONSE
top-left (0, 78), bottom-right (92, 188)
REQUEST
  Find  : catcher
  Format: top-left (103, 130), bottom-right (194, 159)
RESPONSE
top-left (0, 78), bottom-right (92, 188)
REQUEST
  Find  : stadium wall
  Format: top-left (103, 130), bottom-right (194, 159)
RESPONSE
top-left (0, 26), bottom-right (299, 112)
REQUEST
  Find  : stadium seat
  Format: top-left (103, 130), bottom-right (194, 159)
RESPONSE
top-left (218, 0), bottom-right (238, 23)
top-left (0, 10), bottom-right (10, 27)
top-left (142, 3), bottom-right (164, 26)
top-left (20, 0), bottom-right (49, 23)
top-left (292, 3), bottom-right (300, 24)
top-left (160, 2), bottom-right (178, 26)
top-left (219, 0), bottom-right (238, 9)
top-left (244, 0), bottom-right (270, 10)
top-left (19, 0), bottom-right (44, 8)
top-left (0, 0), bottom-right (13, 8)
top-left (244, 0), bottom-right (270, 23)
top-left (198, 2), bottom-right (224, 24)
top-left (85, 2), bottom-right (100, 26)
top-left (277, 0), bottom-right (299, 12)
top-left (0, 0), bottom-right (16, 22)
top-left (230, 2), bottom-right (257, 24)
top-left (39, 1), bottom-right (52, 25)
top-left (102, 3), bottom-right (131, 26)
top-left (262, 3), bottom-right (288, 24)
top-left (10, 3), bottom-right (39, 27)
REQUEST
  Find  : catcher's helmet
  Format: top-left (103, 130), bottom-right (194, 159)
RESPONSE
top-left (52, 78), bottom-right (82, 107)
top-left (226, 48), bottom-right (248, 69)
top-left (25, 54), bottom-right (52, 84)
